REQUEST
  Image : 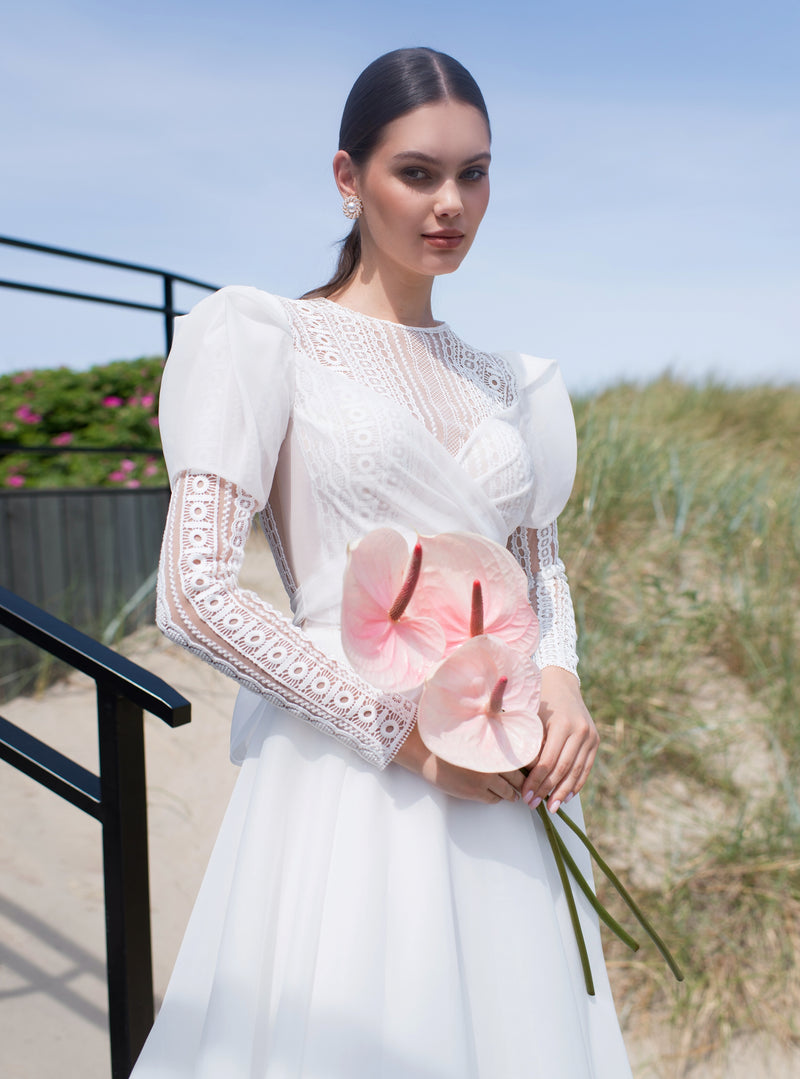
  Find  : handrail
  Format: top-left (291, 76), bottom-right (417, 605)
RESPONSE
top-left (0, 235), bottom-right (217, 287)
top-left (0, 234), bottom-right (219, 353)
top-left (0, 585), bottom-right (191, 1077)
top-left (0, 586), bottom-right (189, 726)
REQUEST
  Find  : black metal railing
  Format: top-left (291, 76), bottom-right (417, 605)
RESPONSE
top-left (0, 234), bottom-right (218, 354)
top-left (0, 585), bottom-right (191, 1078)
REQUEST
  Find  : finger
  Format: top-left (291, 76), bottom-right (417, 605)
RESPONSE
top-left (487, 776), bottom-right (520, 803)
top-left (523, 740), bottom-right (586, 807)
top-left (569, 740), bottom-right (598, 796)
top-left (526, 719), bottom-right (599, 800)
top-left (500, 768), bottom-right (525, 791)
top-left (545, 741), bottom-right (599, 812)
top-left (522, 741), bottom-right (569, 800)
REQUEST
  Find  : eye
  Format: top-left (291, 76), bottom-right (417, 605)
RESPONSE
top-left (401, 166), bottom-right (431, 182)
top-left (461, 166), bottom-right (488, 182)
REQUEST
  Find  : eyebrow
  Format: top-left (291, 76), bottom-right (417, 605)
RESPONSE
top-left (390, 150), bottom-right (492, 166)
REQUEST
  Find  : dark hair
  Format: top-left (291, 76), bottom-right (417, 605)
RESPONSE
top-left (302, 48), bottom-right (490, 299)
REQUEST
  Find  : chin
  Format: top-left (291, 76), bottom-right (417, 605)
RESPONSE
top-left (433, 262), bottom-right (463, 277)
top-left (420, 251), bottom-right (470, 277)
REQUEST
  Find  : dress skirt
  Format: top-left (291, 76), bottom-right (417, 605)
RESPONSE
top-left (131, 691), bottom-right (631, 1077)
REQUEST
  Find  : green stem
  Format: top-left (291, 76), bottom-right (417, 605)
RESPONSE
top-left (537, 804), bottom-right (595, 996)
top-left (555, 807), bottom-right (684, 983)
top-left (549, 827), bottom-right (640, 953)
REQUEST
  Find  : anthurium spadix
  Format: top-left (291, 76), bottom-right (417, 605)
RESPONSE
top-left (341, 528), bottom-right (446, 692)
top-left (417, 635), bottom-right (543, 772)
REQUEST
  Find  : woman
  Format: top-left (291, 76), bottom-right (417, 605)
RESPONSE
top-left (134, 47), bottom-right (631, 1078)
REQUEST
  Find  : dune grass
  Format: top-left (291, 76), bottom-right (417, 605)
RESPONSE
top-left (559, 377), bottom-right (800, 1070)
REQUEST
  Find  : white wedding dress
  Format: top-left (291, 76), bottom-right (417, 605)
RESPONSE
top-left (131, 288), bottom-right (632, 1078)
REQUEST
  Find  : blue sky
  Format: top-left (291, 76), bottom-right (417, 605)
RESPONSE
top-left (2, 0), bottom-right (798, 391)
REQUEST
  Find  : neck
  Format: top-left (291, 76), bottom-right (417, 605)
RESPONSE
top-left (331, 261), bottom-right (437, 328)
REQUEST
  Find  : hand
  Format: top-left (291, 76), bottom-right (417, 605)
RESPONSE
top-left (521, 667), bottom-right (599, 813)
top-left (393, 726), bottom-right (524, 804)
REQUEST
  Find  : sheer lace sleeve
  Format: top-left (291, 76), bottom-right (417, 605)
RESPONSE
top-left (156, 470), bottom-right (417, 769)
top-left (508, 521), bottom-right (579, 678)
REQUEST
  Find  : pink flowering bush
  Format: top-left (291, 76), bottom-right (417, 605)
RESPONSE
top-left (0, 357), bottom-right (167, 488)
top-left (15, 404), bottom-right (43, 424)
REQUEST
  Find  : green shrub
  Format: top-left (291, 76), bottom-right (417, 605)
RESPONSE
top-left (0, 357), bottom-right (167, 488)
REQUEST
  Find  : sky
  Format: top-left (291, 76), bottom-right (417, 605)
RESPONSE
top-left (1, 0), bottom-right (798, 392)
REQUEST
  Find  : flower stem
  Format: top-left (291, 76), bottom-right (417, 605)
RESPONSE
top-left (537, 804), bottom-right (595, 996)
top-left (555, 808), bottom-right (684, 982)
top-left (548, 826), bottom-right (639, 952)
top-left (389, 542), bottom-right (422, 621)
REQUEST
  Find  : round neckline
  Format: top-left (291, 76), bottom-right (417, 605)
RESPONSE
top-left (317, 297), bottom-right (449, 334)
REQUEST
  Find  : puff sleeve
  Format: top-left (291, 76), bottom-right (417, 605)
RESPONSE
top-left (499, 351), bottom-right (577, 529)
top-left (503, 351), bottom-right (580, 677)
top-left (158, 286), bottom-right (294, 509)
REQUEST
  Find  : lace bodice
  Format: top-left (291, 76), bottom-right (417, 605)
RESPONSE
top-left (156, 287), bottom-right (579, 768)
top-left (288, 298), bottom-right (516, 449)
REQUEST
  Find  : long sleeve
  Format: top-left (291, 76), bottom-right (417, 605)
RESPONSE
top-left (507, 521), bottom-right (579, 677)
top-left (156, 470), bottom-right (417, 768)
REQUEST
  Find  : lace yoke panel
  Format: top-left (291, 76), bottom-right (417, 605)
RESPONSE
top-left (282, 298), bottom-right (515, 457)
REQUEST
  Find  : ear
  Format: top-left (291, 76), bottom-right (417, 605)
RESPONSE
top-left (333, 150), bottom-right (360, 199)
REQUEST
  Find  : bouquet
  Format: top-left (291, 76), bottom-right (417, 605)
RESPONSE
top-left (341, 527), bottom-right (683, 996)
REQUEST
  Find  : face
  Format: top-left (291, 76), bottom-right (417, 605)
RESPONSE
top-left (338, 100), bottom-right (491, 284)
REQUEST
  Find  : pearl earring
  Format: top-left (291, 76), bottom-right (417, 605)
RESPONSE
top-left (342, 194), bottom-right (363, 220)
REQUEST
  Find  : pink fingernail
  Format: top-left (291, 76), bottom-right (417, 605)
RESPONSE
top-left (523, 791), bottom-right (534, 805)
top-left (531, 796), bottom-right (542, 809)
top-left (549, 799), bottom-right (561, 814)
top-left (564, 791), bottom-right (575, 805)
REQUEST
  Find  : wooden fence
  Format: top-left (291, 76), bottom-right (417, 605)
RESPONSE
top-left (0, 487), bottom-right (170, 699)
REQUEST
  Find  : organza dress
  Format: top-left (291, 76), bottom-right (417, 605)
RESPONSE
top-left (131, 287), bottom-right (632, 1078)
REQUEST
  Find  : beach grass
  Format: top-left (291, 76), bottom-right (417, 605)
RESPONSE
top-left (560, 377), bottom-right (800, 1071)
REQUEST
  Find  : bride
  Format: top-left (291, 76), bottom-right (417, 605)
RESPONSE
top-left (133, 46), bottom-right (631, 1078)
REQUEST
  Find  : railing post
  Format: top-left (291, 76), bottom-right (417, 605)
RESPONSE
top-left (163, 275), bottom-right (175, 356)
top-left (97, 685), bottom-right (154, 1079)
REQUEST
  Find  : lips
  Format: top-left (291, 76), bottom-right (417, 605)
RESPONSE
top-left (422, 231), bottom-right (465, 249)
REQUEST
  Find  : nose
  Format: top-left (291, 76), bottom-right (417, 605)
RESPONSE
top-left (434, 179), bottom-right (464, 218)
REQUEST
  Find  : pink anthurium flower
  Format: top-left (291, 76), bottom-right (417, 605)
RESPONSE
top-left (417, 635), bottom-right (543, 772)
top-left (341, 528), bottom-right (446, 692)
top-left (417, 532), bottom-right (539, 658)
